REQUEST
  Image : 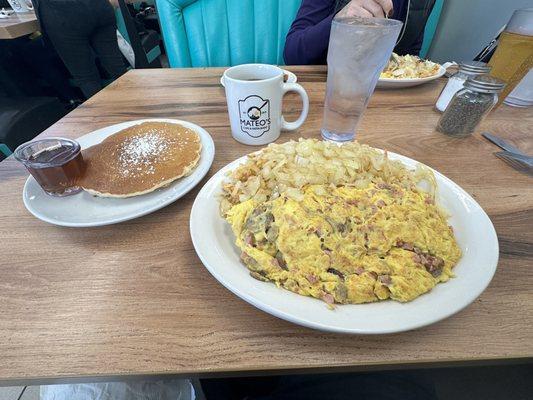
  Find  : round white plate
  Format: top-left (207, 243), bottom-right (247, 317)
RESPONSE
top-left (190, 151), bottom-right (499, 334)
top-left (220, 69), bottom-right (297, 87)
top-left (377, 64), bottom-right (448, 89)
top-left (23, 119), bottom-right (215, 227)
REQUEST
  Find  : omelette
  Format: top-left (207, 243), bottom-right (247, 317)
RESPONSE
top-left (221, 140), bottom-right (461, 306)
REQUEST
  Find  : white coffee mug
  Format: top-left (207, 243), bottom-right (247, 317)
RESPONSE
top-left (222, 64), bottom-right (309, 146)
top-left (7, 0), bottom-right (33, 13)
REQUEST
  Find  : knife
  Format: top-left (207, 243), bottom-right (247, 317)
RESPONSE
top-left (482, 132), bottom-right (529, 157)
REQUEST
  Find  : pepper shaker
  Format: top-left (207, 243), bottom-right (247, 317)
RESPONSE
top-left (436, 75), bottom-right (505, 137)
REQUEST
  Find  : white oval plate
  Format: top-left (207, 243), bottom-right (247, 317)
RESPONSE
top-left (23, 119), bottom-right (215, 227)
top-left (190, 151), bottom-right (499, 334)
top-left (377, 64), bottom-right (448, 89)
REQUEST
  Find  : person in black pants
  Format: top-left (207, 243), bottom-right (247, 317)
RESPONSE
top-left (34, 0), bottom-right (127, 99)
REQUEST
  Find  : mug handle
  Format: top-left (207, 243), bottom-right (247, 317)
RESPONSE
top-left (281, 82), bottom-right (309, 131)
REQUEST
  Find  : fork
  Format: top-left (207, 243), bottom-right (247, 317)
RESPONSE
top-left (482, 132), bottom-right (529, 156)
top-left (494, 151), bottom-right (533, 176)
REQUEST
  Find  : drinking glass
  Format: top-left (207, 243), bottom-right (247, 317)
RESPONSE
top-left (489, 8), bottom-right (533, 107)
top-left (321, 17), bottom-right (402, 142)
top-left (505, 68), bottom-right (533, 107)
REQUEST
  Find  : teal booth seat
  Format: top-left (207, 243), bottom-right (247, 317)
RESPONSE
top-left (155, 0), bottom-right (302, 68)
top-left (419, 0), bottom-right (444, 58)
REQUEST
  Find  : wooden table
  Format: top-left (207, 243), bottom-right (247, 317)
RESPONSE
top-left (0, 12), bottom-right (39, 39)
top-left (0, 67), bottom-right (531, 386)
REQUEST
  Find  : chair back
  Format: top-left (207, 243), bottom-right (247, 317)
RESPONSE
top-left (117, 0), bottom-right (162, 68)
top-left (155, 0), bottom-right (302, 68)
top-left (0, 144), bottom-right (11, 158)
top-left (419, 0), bottom-right (443, 58)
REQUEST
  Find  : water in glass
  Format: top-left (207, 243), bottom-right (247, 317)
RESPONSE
top-left (321, 17), bottom-right (403, 142)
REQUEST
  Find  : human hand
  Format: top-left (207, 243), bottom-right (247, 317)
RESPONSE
top-left (338, 0), bottom-right (394, 18)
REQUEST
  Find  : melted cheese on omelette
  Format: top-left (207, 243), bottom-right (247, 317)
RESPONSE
top-left (226, 182), bottom-right (461, 305)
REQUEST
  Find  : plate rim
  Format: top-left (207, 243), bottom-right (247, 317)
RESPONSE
top-left (378, 65), bottom-right (446, 85)
top-left (22, 118), bottom-right (215, 227)
top-left (190, 150), bottom-right (499, 334)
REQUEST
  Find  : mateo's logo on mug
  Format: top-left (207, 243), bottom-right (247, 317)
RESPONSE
top-left (238, 95), bottom-right (271, 138)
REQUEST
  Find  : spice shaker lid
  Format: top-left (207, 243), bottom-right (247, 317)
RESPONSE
top-left (464, 74), bottom-right (506, 93)
top-left (458, 61), bottom-right (491, 74)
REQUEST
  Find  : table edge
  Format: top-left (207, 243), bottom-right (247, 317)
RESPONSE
top-left (1, 356), bottom-right (531, 387)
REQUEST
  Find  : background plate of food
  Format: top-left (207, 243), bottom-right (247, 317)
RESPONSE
top-left (23, 119), bottom-right (215, 227)
top-left (190, 139), bottom-right (498, 334)
top-left (377, 54), bottom-right (453, 89)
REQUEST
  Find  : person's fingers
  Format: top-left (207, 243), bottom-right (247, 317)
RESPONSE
top-left (345, 3), bottom-right (374, 18)
top-left (361, 0), bottom-right (385, 17)
top-left (374, 0), bottom-right (394, 16)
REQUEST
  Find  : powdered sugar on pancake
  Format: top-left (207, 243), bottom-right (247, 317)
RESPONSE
top-left (118, 132), bottom-right (170, 177)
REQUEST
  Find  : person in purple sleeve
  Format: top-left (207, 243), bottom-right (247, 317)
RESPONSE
top-left (284, 0), bottom-right (436, 65)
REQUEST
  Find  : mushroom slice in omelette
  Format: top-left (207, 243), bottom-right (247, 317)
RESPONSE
top-left (225, 182), bottom-right (461, 305)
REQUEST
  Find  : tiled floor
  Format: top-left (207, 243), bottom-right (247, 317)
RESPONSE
top-left (21, 386), bottom-right (39, 400)
top-left (0, 386), bottom-right (39, 400)
top-left (0, 386), bottom-right (24, 400)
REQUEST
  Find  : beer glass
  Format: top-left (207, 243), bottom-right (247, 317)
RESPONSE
top-left (489, 8), bottom-right (533, 106)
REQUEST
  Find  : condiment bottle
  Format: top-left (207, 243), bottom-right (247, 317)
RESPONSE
top-left (435, 61), bottom-right (491, 112)
top-left (436, 75), bottom-right (505, 137)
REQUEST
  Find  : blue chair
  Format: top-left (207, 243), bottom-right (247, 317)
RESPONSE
top-left (419, 0), bottom-right (444, 58)
top-left (155, 0), bottom-right (302, 68)
top-left (0, 144), bottom-right (11, 158)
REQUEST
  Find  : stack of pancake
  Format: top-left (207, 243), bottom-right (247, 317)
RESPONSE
top-left (78, 121), bottom-right (202, 197)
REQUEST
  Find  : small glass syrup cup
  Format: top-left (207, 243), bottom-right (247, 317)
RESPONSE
top-left (14, 138), bottom-right (85, 196)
